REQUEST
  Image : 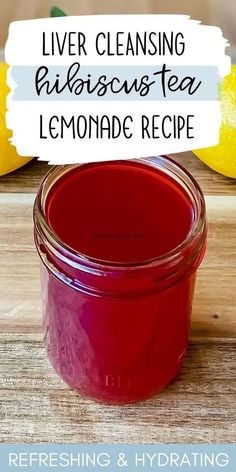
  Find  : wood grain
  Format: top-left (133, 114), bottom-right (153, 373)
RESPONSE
top-left (0, 190), bottom-right (235, 442)
top-left (0, 336), bottom-right (235, 443)
top-left (1, 152), bottom-right (236, 195)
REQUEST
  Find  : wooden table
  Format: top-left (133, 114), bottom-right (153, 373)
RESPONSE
top-left (0, 152), bottom-right (235, 443)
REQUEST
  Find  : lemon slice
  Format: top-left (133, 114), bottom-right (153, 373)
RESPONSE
top-left (0, 62), bottom-right (33, 176)
top-left (193, 65), bottom-right (236, 178)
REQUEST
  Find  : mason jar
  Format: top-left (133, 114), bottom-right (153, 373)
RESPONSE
top-left (34, 156), bottom-right (207, 403)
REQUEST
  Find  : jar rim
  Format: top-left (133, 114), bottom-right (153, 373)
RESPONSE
top-left (34, 155), bottom-right (207, 274)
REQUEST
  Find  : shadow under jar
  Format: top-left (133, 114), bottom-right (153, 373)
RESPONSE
top-left (34, 156), bottom-right (207, 404)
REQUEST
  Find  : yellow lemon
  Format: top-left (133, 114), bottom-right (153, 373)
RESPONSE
top-left (0, 62), bottom-right (33, 176)
top-left (193, 65), bottom-right (236, 178)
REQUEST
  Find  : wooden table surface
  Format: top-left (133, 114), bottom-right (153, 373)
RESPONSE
top-left (0, 152), bottom-right (235, 443)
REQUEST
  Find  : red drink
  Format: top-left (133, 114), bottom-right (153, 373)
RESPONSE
top-left (34, 156), bottom-right (207, 403)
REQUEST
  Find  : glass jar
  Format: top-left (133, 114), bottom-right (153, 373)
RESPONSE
top-left (34, 156), bottom-right (207, 404)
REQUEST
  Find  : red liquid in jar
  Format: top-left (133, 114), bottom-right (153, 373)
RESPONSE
top-left (42, 160), bottom-right (198, 403)
top-left (46, 161), bottom-right (193, 262)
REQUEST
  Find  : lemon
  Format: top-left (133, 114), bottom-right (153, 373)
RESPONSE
top-left (193, 65), bottom-right (236, 178)
top-left (0, 62), bottom-right (33, 176)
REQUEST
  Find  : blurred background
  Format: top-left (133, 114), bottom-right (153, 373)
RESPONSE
top-left (0, 0), bottom-right (236, 58)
